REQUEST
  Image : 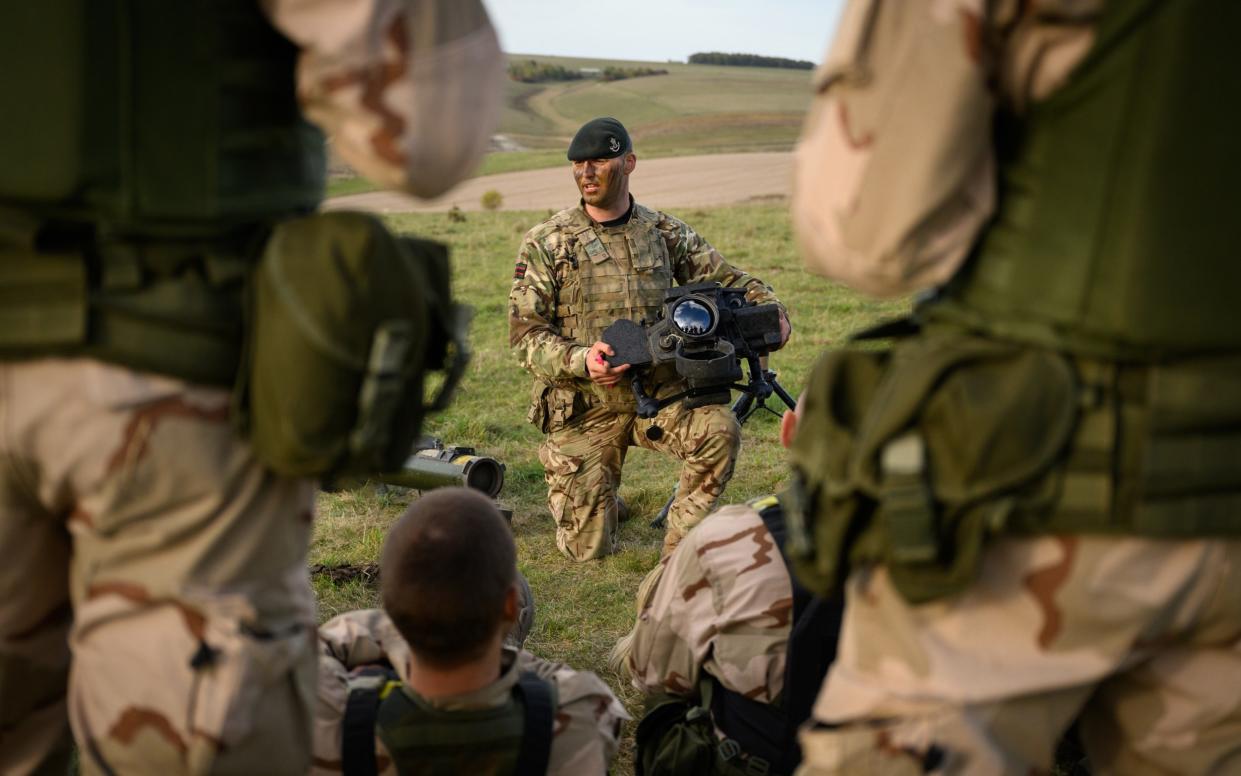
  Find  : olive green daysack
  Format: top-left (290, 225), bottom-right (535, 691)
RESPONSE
top-left (236, 211), bottom-right (468, 481)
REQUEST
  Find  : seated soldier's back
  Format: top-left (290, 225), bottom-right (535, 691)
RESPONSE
top-left (312, 609), bottom-right (628, 776)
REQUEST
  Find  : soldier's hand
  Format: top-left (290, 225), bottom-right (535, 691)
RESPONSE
top-left (586, 341), bottom-right (630, 387)
top-left (775, 311), bottom-right (792, 350)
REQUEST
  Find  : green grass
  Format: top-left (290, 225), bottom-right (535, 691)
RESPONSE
top-left (309, 205), bottom-right (908, 769)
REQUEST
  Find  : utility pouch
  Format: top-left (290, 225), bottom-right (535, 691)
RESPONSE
top-left (784, 330), bottom-right (1077, 604)
top-left (0, 209), bottom-right (253, 385)
top-left (528, 382), bottom-right (587, 434)
top-left (237, 211), bottom-right (468, 480)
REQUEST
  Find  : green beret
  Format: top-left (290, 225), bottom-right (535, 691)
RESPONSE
top-left (567, 117), bottom-right (631, 161)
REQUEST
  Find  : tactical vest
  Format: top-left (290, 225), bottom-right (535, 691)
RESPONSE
top-left (0, 1), bottom-right (323, 233)
top-left (0, 0), bottom-right (325, 383)
top-left (927, 0), bottom-right (1241, 359)
top-left (550, 204), bottom-right (682, 410)
top-left (343, 668), bottom-right (556, 776)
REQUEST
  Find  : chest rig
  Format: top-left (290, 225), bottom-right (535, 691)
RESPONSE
top-left (553, 205), bottom-right (672, 349)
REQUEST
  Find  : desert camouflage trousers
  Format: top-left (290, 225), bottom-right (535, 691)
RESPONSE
top-left (538, 399), bottom-right (741, 561)
top-left (0, 358), bottom-right (318, 776)
top-left (796, 535), bottom-right (1241, 776)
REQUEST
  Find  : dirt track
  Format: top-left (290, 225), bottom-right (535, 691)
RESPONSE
top-left (324, 152), bottom-right (793, 214)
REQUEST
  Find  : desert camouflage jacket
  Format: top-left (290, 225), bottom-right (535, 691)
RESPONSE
top-left (509, 201), bottom-right (785, 401)
top-left (311, 609), bottom-right (629, 776)
top-left (264, 0), bottom-right (503, 197)
top-left (793, 0), bottom-right (1104, 296)
top-left (622, 502), bottom-right (793, 702)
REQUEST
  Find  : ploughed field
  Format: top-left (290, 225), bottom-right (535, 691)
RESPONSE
top-left (310, 205), bottom-right (907, 767)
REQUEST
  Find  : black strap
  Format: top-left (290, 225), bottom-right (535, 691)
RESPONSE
top-left (706, 502), bottom-right (846, 774)
top-left (513, 672), bottom-right (555, 776)
top-left (342, 666), bottom-right (399, 776)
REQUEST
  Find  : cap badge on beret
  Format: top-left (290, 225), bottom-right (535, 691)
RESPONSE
top-left (567, 117), bottom-right (632, 161)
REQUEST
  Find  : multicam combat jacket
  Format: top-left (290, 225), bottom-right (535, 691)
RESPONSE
top-left (509, 201), bottom-right (784, 422)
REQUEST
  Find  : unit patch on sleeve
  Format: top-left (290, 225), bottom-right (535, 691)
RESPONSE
top-left (513, 260), bottom-right (527, 280)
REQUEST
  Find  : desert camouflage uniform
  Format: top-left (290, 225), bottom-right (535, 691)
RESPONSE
top-left (793, 2), bottom-right (1241, 774)
top-left (510, 202), bottom-right (785, 560)
top-left (311, 609), bottom-right (629, 775)
top-left (0, 2), bottom-right (501, 773)
top-left (623, 501), bottom-right (792, 703)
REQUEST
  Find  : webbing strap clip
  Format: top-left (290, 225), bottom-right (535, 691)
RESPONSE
top-left (879, 433), bottom-right (939, 564)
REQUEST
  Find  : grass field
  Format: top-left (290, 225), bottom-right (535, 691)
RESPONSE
top-left (310, 204), bottom-right (907, 767)
top-left (327, 53), bottom-right (815, 198)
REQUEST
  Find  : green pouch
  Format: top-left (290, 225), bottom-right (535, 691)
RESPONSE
top-left (784, 329), bottom-right (1078, 604)
top-left (634, 693), bottom-right (719, 776)
top-left (237, 211), bottom-right (467, 480)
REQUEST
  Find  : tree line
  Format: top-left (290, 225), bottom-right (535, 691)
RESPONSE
top-left (507, 60), bottom-right (669, 84)
top-left (688, 52), bottom-right (814, 70)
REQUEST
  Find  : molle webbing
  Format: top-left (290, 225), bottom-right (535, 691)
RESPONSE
top-left (553, 206), bottom-right (677, 410)
top-left (371, 672), bottom-right (556, 776)
top-left (0, 223), bottom-right (260, 385)
top-left (929, 0), bottom-right (1241, 358)
top-left (555, 212), bottom-right (668, 347)
top-left (0, 0), bottom-right (324, 237)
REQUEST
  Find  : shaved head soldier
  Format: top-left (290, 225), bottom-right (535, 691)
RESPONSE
top-left (312, 488), bottom-right (628, 775)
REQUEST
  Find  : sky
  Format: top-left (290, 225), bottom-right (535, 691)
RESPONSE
top-left (484, 0), bottom-right (846, 65)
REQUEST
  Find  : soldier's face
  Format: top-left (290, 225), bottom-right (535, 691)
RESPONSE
top-left (572, 156), bottom-right (627, 208)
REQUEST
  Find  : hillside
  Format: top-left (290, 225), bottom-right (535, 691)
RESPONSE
top-left (499, 52), bottom-right (815, 158)
top-left (328, 53), bottom-right (816, 196)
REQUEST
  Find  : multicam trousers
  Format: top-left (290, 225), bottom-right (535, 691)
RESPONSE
top-left (0, 358), bottom-right (317, 775)
top-left (796, 535), bottom-right (1241, 776)
top-left (538, 399), bottom-right (741, 561)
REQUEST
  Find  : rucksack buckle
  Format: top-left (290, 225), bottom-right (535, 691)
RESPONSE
top-left (718, 738), bottom-right (742, 761)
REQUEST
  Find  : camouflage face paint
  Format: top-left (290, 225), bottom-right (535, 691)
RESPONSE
top-left (572, 157), bottom-right (626, 210)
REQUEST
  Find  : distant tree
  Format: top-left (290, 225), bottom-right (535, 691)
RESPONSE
top-left (687, 52), bottom-right (814, 70)
top-left (599, 65), bottom-right (669, 82)
top-left (507, 59), bottom-right (585, 83)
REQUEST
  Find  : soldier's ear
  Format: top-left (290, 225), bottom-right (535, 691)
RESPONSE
top-left (622, 152), bottom-right (636, 175)
top-left (501, 583), bottom-right (519, 624)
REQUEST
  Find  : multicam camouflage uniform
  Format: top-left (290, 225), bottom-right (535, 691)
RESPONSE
top-left (792, 1), bottom-right (1241, 773)
top-left (623, 501), bottom-right (792, 703)
top-left (311, 609), bottom-right (629, 775)
top-left (0, 2), bottom-right (501, 773)
top-left (510, 202), bottom-right (785, 560)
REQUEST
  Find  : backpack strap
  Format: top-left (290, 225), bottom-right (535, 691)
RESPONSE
top-left (757, 496), bottom-right (846, 772)
top-left (342, 666), bottom-right (402, 776)
top-left (512, 671), bottom-right (556, 776)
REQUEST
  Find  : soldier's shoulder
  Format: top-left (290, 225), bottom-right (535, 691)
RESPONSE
top-left (525, 206), bottom-right (587, 242)
top-left (517, 650), bottom-right (620, 707)
top-left (640, 205), bottom-right (689, 233)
